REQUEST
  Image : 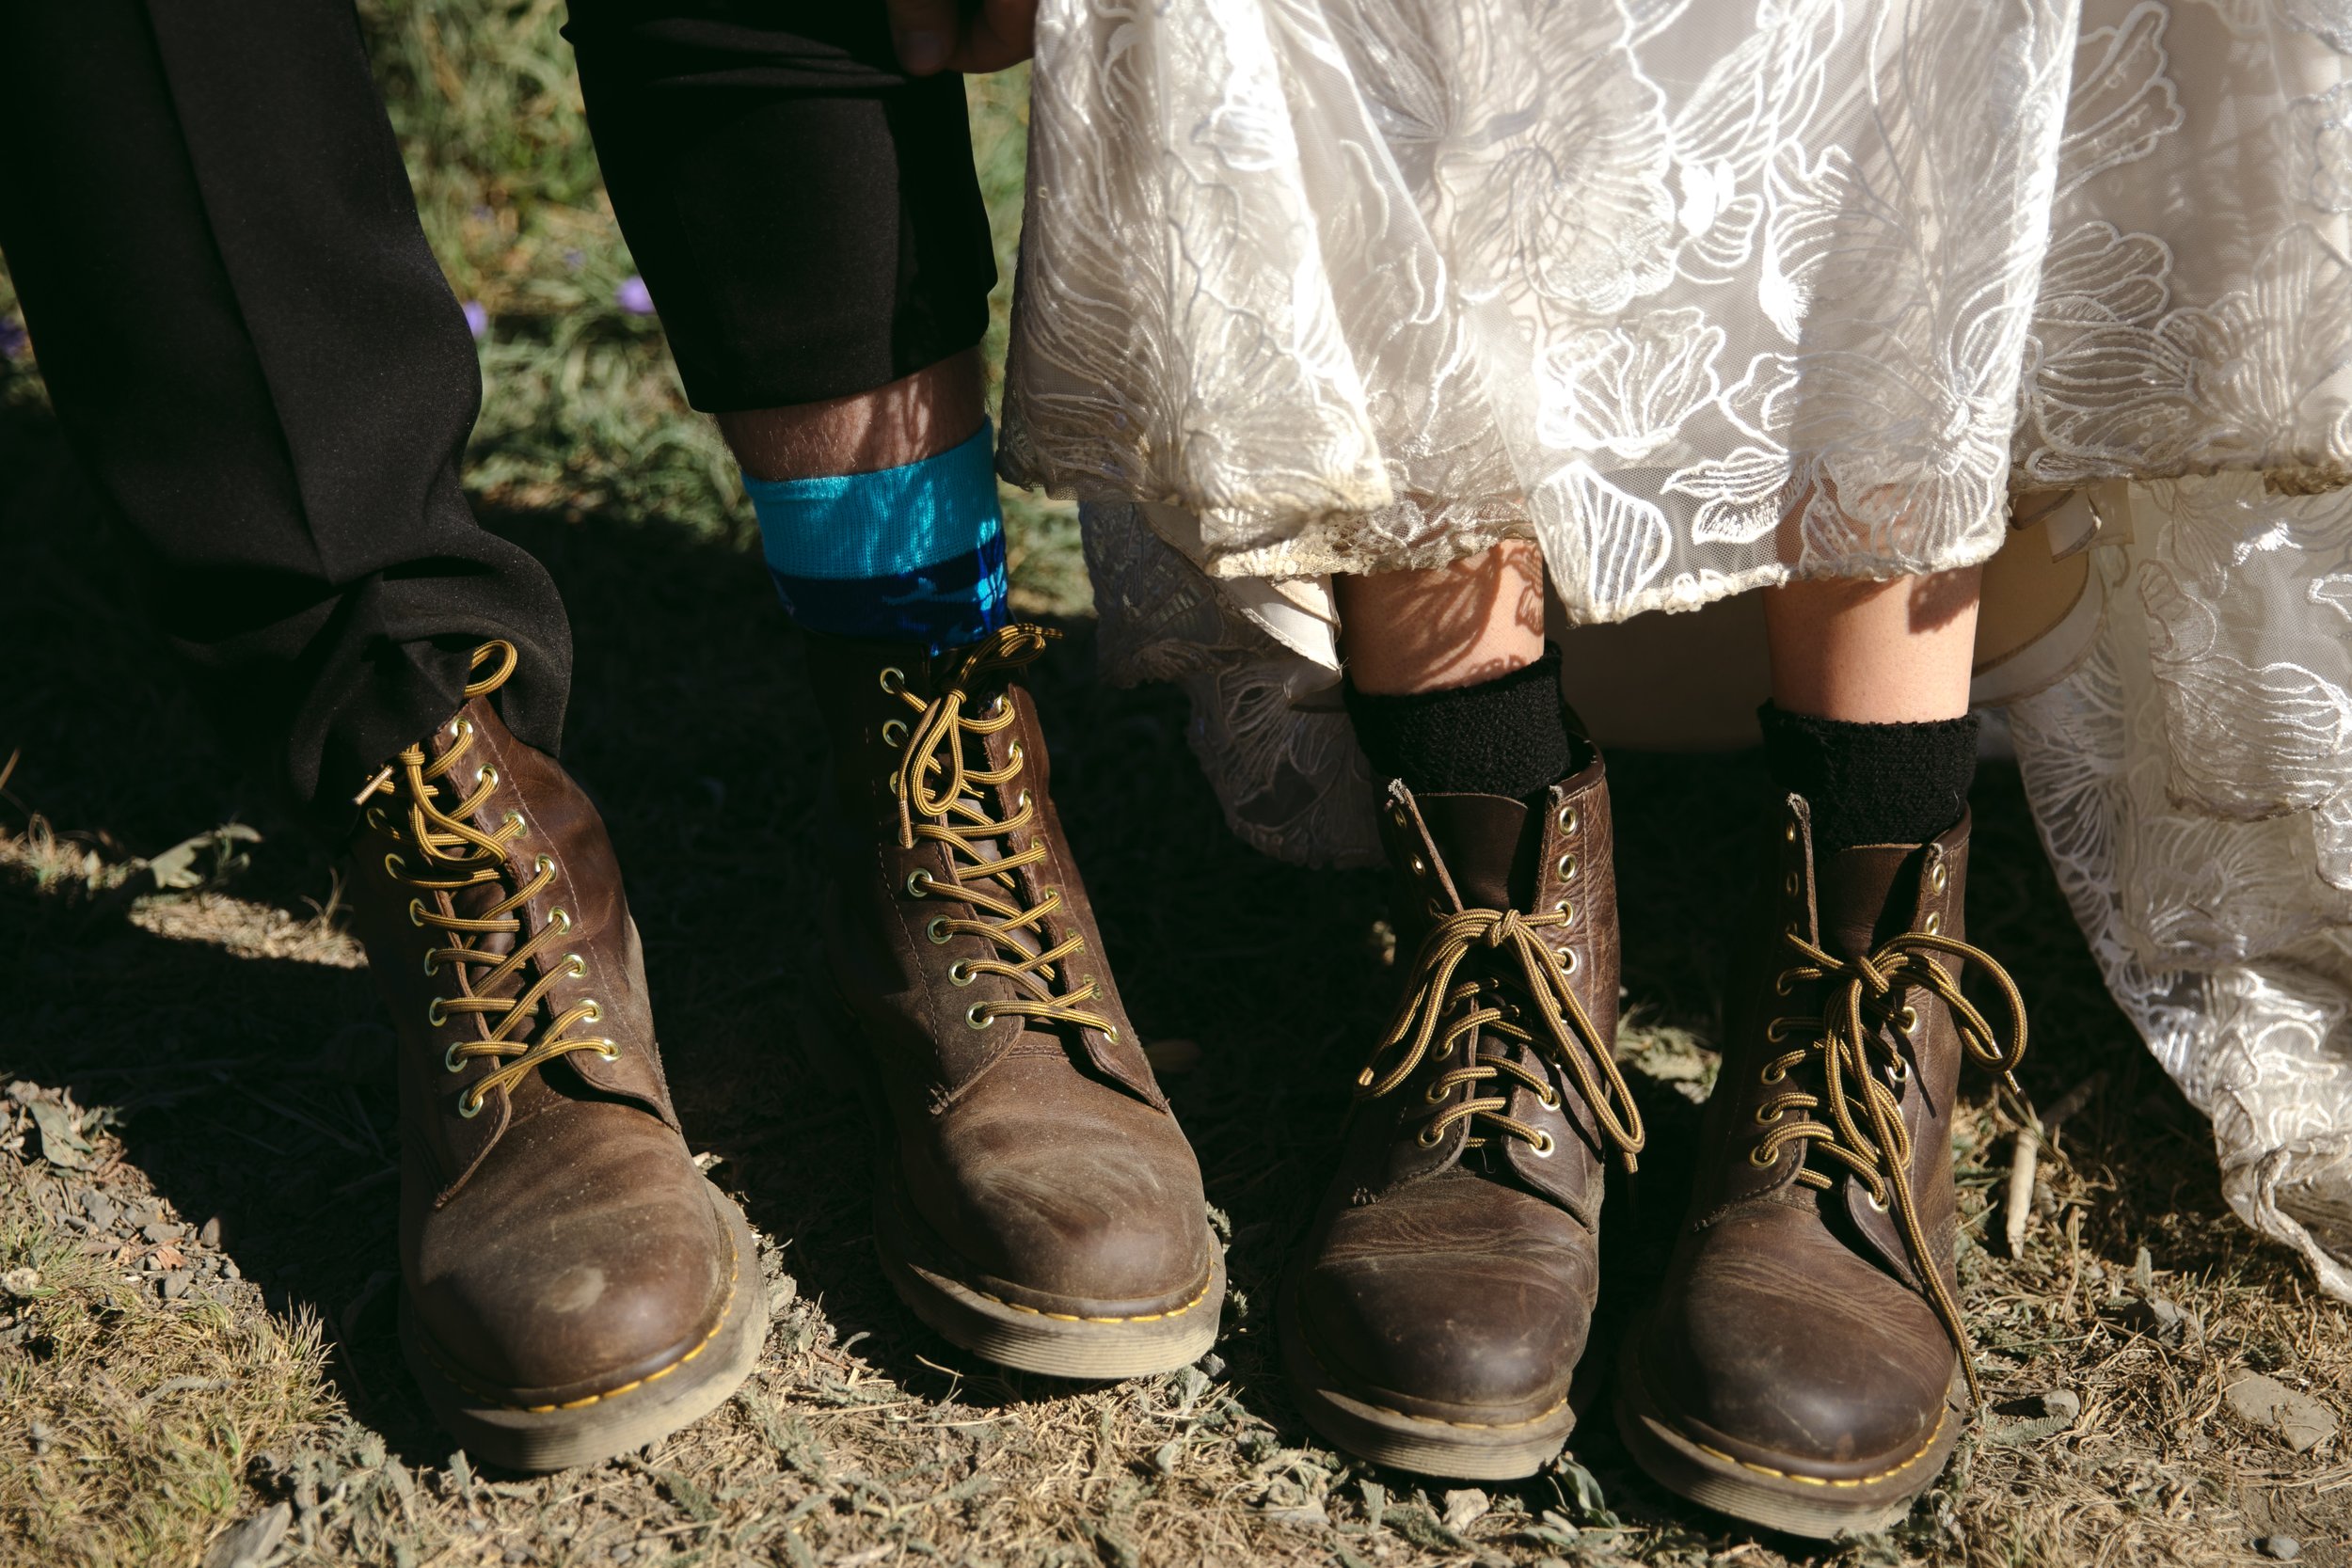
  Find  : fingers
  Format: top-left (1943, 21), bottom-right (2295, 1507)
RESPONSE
top-left (883, 0), bottom-right (960, 75)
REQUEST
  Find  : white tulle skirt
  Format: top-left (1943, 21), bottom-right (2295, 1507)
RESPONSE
top-left (1000, 2), bottom-right (2352, 1297)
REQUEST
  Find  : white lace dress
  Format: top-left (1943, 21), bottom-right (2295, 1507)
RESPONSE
top-left (999, 2), bottom-right (2352, 1297)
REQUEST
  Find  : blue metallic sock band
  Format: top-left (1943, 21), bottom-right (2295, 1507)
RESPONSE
top-left (745, 420), bottom-right (1010, 651)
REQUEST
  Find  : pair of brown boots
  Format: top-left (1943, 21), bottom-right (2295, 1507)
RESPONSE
top-left (350, 627), bottom-right (2020, 1542)
top-left (1287, 744), bottom-right (2025, 1539)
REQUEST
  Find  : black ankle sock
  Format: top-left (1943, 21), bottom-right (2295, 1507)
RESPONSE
top-left (1758, 703), bottom-right (1979, 852)
top-left (1344, 647), bottom-right (1585, 800)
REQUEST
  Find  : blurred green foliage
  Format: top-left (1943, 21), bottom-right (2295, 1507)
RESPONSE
top-left (0, 2), bottom-right (1085, 611)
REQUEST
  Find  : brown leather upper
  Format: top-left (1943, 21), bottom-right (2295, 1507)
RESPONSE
top-left (349, 685), bottom-right (736, 1402)
top-left (1635, 797), bottom-right (1993, 1474)
top-left (807, 627), bottom-right (1212, 1311)
top-left (1289, 762), bottom-right (1639, 1420)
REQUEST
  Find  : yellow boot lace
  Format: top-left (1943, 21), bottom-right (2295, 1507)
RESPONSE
top-left (882, 625), bottom-right (1117, 1041)
top-left (1359, 907), bottom-right (1645, 1170)
top-left (1756, 904), bottom-right (2027, 1401)
top-left (362, 641), bottom-right (616, 1117)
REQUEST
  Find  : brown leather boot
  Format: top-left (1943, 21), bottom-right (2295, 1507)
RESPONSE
top-left (347, 642), bottom-right (762, 1472)
top-left (807, 624), bottom-right (1223, 1378)
top-left (1281, 762), bottom-right (1645, 1479)
top-left (1615, 795), bottom-right (2027, 1536)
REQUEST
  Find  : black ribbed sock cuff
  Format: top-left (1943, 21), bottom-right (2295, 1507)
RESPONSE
top-left (1759, 703), bottom-right (1978, 852)
top-left (1345, 648), bottom-right (1585, 800)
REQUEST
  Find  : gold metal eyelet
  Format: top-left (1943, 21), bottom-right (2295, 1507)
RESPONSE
top-left (1773, 971), bottom-right (1796, 996)
top-left (965, 1004), bottom-right (994, 1031)
top-left (550, 909), bottom-right (572, 934)
top-left (1756, 1104), bottom-right (1782, 1125)
top-left (1102, 1025), bottom-right (1120, 1042)
top-left (1888, 1056), bottom-right (1912, 1084)
top-left (365, 807), bottom-right (389, 832)
top-left (1749, 1145), bottom-right (1777, 1166)
top-left (927, 916), bottom-right (952, 944)
top-left (879, 667), bottom-right (906, 695)
top-left (533, 854), bottom-right (555, 879)
top-left (948, 960), bottom-right (975, 987)
top-left (475, 765), bottom-right (499, 789)
top-left (1784, 873), bottom-right (1800, 896)
top-left (1761, 1059), bottom-right (1789, 1084)
top-left (1007, 741), bottom-right (1025, 768)
top-left (1530, 1132), bottom-right (1556, 1157)
top-left (1557, 804), bottom-right (1579, 833)
top-left (444, 1043), bottom-right (467, 1073)
top-left (1923, 911), bottom-right (1943, 935)
top-left (1898, 1005), bottom-right (1918, 1034)
top-left (1556, 852), bottom-right (1579, 880)
top-left (1765, 1018), bottom-right (1790, 1043)
top-left (1537, 1086), bottom-right (1560, 1110)
top-left (426, 998), bottom-right (448, 1028)
top-left (503, 810), bottom-right (526, 836)
top-left (384, 852), bottom-right (405, 878)
top-left (596, 1043), bottom-right (620, 1060)
top-left (422, 952), bottom-right (439, 978)
top-left (1785, 821), bottom-right (1799, 843)
top-left (1016, 788), bottom-right (1033, 811)
top-left (1425, 1081), bottom-right (1448, 1103)
top-left (1391, 806), bottom-right (1409, 829)
top-left (1408, 855), bottom-right (1427, 876)
top-left (457, 1092), bottom-right (485, 1119)
top-left (453, 718), bottom-right (475, 740)
top-left (580, 1001), bottom-right (603, 1023)
top-left (981, 694), bottom-right (1008, 721)
top-left (1417, 1124), bottom-right (1443, 1148)
top-left (1929, 859), bottom-right (1948, 892)
top-left (906, 868), bottom-right (934, 897)
top-left (1555, 899), bottom-right (1575, 922)
top-left (1426, 897), bottom-right (1445, 918)
top-left (1864, 1188), bottom-right (1888, 1212)
top-left (881, 719), bottom-right (909, 748)
top-left (407, 897), bottom-right (427, 927)
top-left (1562, 948), bottom-right (1580, 974)
top-left (565, 954), bottom-right (588, 978)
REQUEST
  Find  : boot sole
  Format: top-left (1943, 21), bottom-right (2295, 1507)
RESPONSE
top-left (398, 1181), bottom-right (765, 1473)
top-left (1613, 1323), bottom-right (1963, 1539)
top-left (873, 1180), bottom-right (1224, 1380)
top-left (1278, 1275), bottom-right (1578, 1480)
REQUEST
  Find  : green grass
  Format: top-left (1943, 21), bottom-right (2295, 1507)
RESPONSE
top-left (0, 0), bottom-right (1085, 610)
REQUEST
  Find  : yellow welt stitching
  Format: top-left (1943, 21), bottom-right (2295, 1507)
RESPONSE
top-left (418, 1220), bottom-right (742, 1415)
top-left (1687, 1403), bottom-right (1948, 1489)
top-left (958, 1262), bottom-right (1216, 1325)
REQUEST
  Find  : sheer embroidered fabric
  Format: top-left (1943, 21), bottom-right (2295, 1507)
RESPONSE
top-left (1001, 2), bottom-right (2352, 1294)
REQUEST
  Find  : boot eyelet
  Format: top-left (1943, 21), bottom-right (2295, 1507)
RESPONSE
top-left (365, 807), bottom-right (389, 832)
top-left (1785, 821), bottom-right (1799, 843)
top-left (965, 1004), bottom-right (995, 1031)
top-left (948, 960), bottom-right (975, 987)
top-left (1530, 1132), bottom-right (1556, 1157)
top-left (475, 765), bottom-right (499, 789)
top-left (579, 1001), bottom-right (603, 1023)
top-left (1008, 741), bottom-right (1025, 767)
top-left (1102, 1025), bottom-right (1120, 1042)
top-left (1897, 1005), bottom-right (1918, 1035)
top-left (503, 810), bottom-right (527, 836)
top-left (1408, 855), bottom-right (1427, 876)
top-left (1557, 804), bottom-right (1578, 833)
top-left (926, 916), bottom-right (952, 944)
top-left (550, 909), bottom-right (572, 934)
top-left (906, 869), bottom-right (934, 897)
top-left (981, 694), bottom-right (1008, 721)
top-left (1555, 899), bottom-right (1575, 922)
top-left (596, 1043), bottom-right (620, 1060)
top-left (1765, 1019), bottom-right (1791, 1043)
top-left (384, 852), bottom-right (405, 878)
top-left (427, 999), bottom-right (448, 1028)
top-left (1426, 897), bottom-right (1445, 918)
top-left (1417, 1124), bottom-right (1443, 1148)
top-left (1537, 1086), bottom-right (1560, 1110)
top-left (444, 1043), bottom-right (467, 1073)
top-left (1887, 1056), bottom-right (1912, 1084)
top-left (879, 667), bottom-right (906, 695)
top-left (1556, 853), bottom-right (1579, 879)
top-left (1772, 971), bottom-right (1796, 996)
top-left (1749, 1145), bottom-right (1777, 1166)
top-left (1930, 861), bottom-right (1948, 892)
top-left (881, 720), bottom-right (910, 748)
top-left (1016, 788), bottom-right (1033, 811)
top-left (1755, 1104), bottom-right (1782, 1125)
top-left (1561, 948), bottom-right (1581, 974)
top-left (533, 854), bottom-right (555, 879)
top-left (1425, 1082), bottom-right (1448, 1104)
top-left (1041, 884), bottom-right (1062, 907)
top-left (1923, 911), bottom-right (1943, 935)
top-left (407, 897), bottom-right (427, 927)
top-left (1784, 873), bottom-right (1800, 896)
top-left (1864, 1188), bottom-right (1888, 1212)
top-left (453, 718), bottom-right (474, 740)
top-left (422, 952), bottom-right (439, 978)
top-left (1391, 806), bottom-right (1409, 828)
top-left (1761, 1059), bottom-right (1789, 1084)
top-left (457, 1091), bottom-right (485, 1119)
top-left (565, 954), bottom-right (588, 978)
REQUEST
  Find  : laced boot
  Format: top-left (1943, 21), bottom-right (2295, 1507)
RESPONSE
top-left (1281, 761), bottom-right (1645, 1479)
top-left (1615, 795), bottom-right (2027, 1537)
top-left (807, 623), bottom-right (1223, 1377)
top-left (347, 642), bottom-right (761, 1472)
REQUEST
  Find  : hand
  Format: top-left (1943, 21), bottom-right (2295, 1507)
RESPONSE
top-left (885, 0), bottom-right (1037, 76)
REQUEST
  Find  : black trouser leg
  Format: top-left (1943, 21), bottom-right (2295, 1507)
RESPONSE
top-left (563, 1), bottom-right (998, 411)
top-left (0, 0), bottom-right (571, 839)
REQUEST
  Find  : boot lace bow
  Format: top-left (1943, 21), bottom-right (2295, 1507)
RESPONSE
top-left (886, 624), bottom-right (1115, 1040)
top-left (1359, 906), bottom-right (1645, 1170)
top-left (363, 641), bottom-right (616, 1117)
top-left (1759, 916), bottom-right (2027, 1399)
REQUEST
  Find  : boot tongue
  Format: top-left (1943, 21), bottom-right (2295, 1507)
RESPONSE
top-left (1813, 841), bottom-right (1921, 960)
top-left (1416, 793), bottom-right (1535, 911)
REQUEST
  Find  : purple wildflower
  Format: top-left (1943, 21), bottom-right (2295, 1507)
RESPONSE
top-left (461, 300), bottom-right (489, 341)
top-left (0, 316), bottom-right (25, 360)
top-left (614, 276), bottom-right (656, 317)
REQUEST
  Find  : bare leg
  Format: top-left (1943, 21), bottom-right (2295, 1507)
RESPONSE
top-left (1333, 538), bottom-right (1547, 694)
top-left (716, 347), bottom-right (985, 481)
top-left (1762, 566), bottom-right (1981, 722)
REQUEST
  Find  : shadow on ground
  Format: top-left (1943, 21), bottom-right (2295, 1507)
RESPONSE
top-left (7, 403), bottom-right (2328, 1563)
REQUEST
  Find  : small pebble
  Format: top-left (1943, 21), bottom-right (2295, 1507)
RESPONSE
top-left (2, 1267), bottom-right (40, 1299)
top-left (1198, 1353), bottom-right (1227, 1380)
top-left (199, 1217), bottom-right (221, 1249)
top-left (2040, 1389), bottom-right (2081, 1421)
top-left (83, 1193), bottom-right (117, 1228)
top-left (503, 1549), bottom-right (530, 1564)
top-left (141, 1221), bottom-right (179, 1245)
top-left (2259, 1535), bottom-right (2302, 1560)
top-left (222, 1259), bottom-right (241, 1281)
top-left (161, 1272), bottom-right (192, 1300)
top-left (27, 1420), bottom-right (52, 1454)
